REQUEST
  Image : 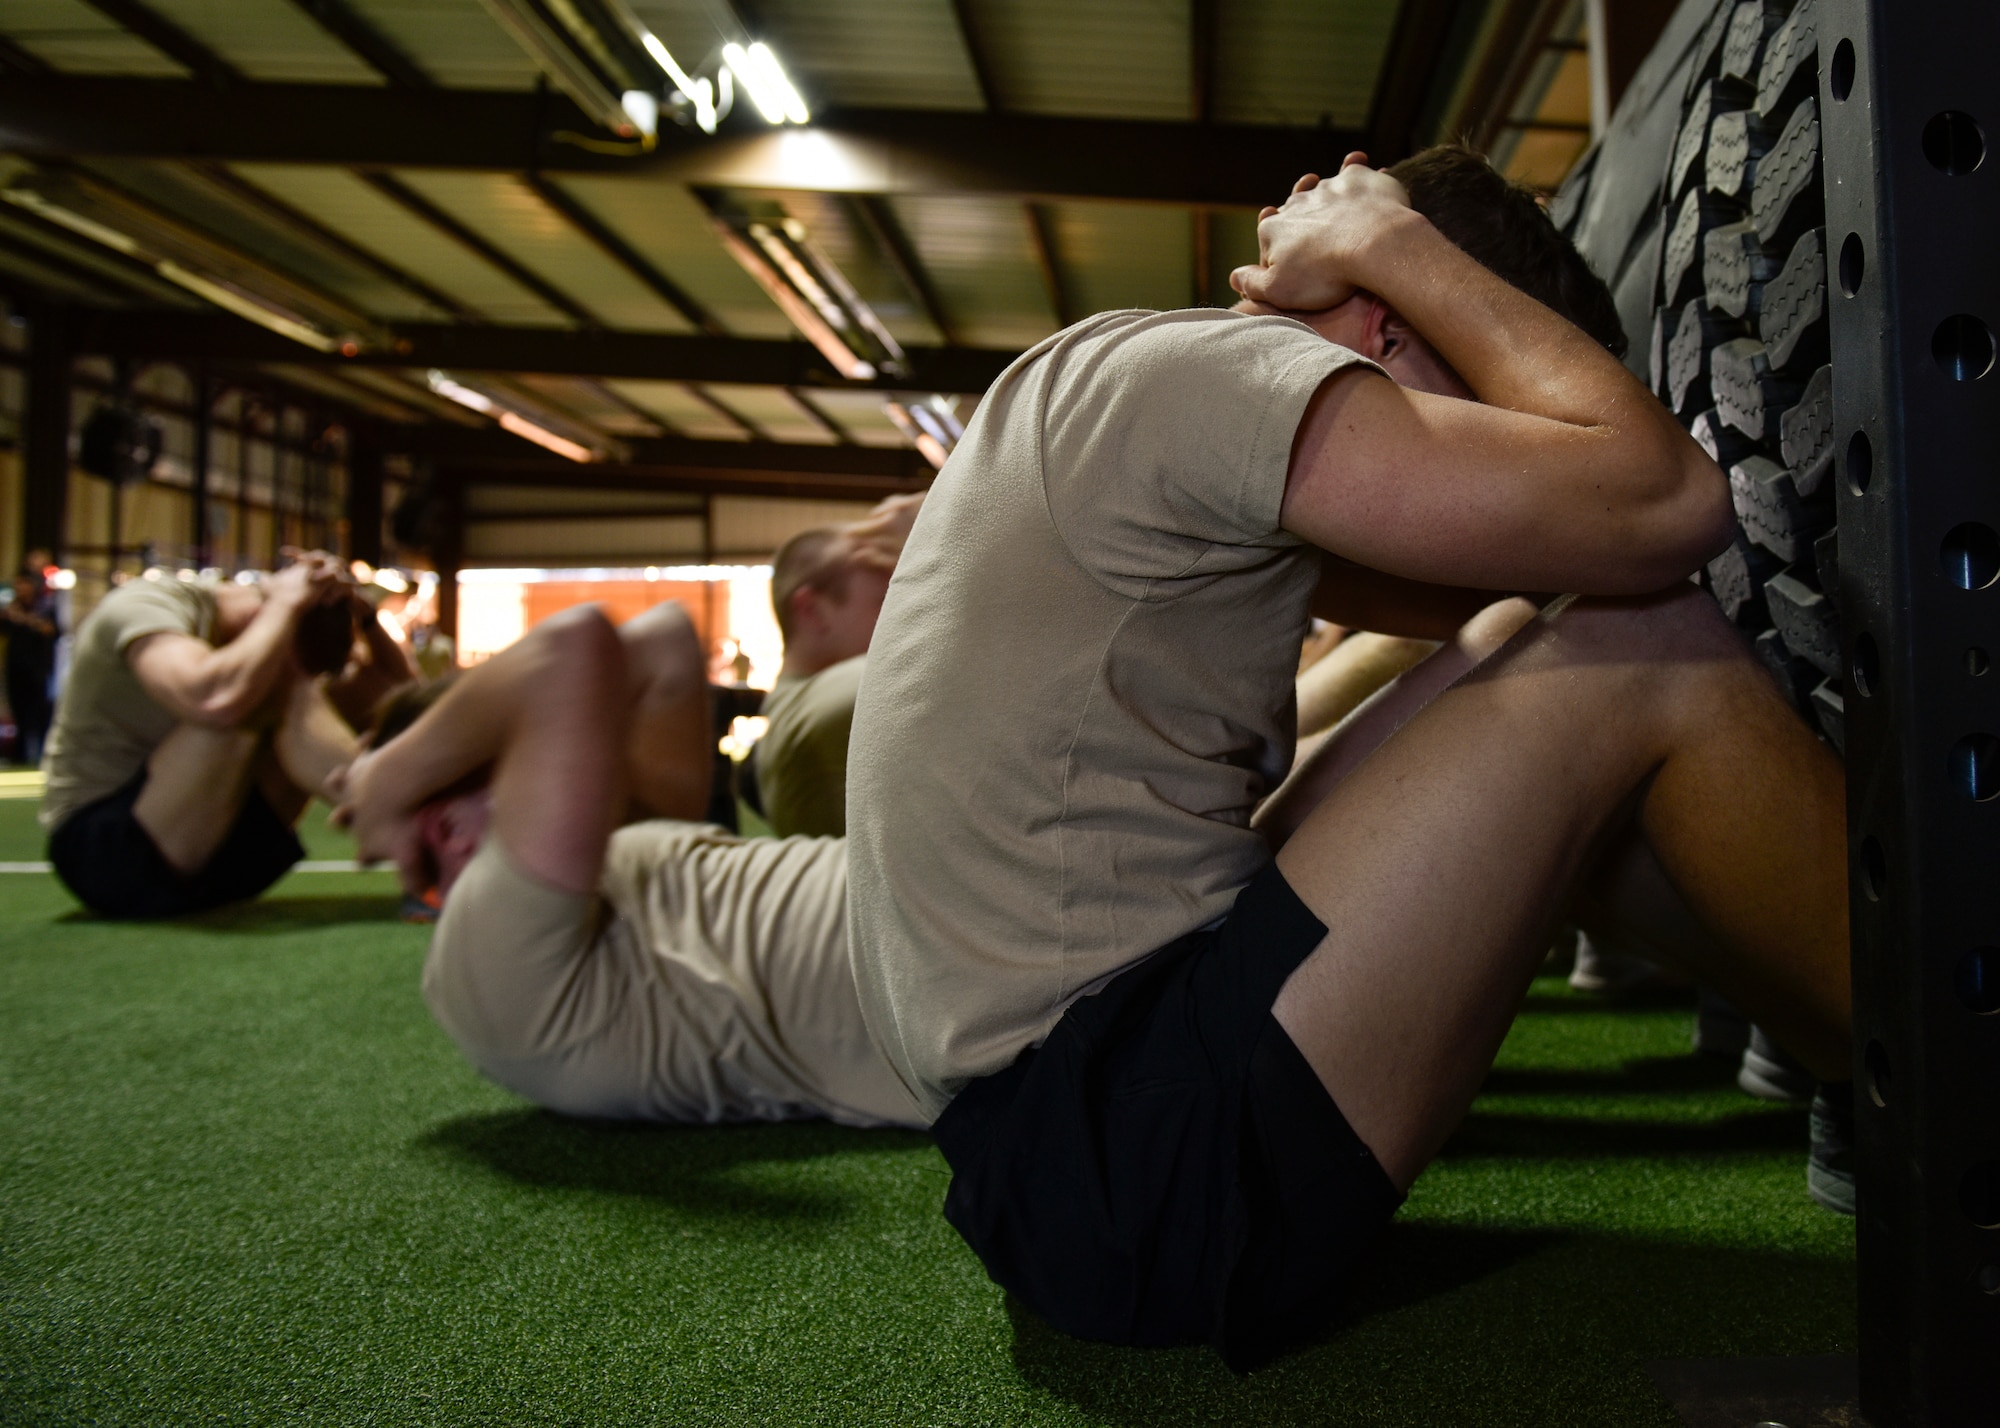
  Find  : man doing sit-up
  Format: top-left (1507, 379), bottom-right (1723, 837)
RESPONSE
top-left (333, 602), bottom-right (922, 1129)
top-left (843, 146), bottom-right (1850, 1367)
top-left (43, 552), bottom-right (407, 919)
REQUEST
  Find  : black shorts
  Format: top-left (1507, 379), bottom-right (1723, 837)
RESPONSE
top-left (48, 769), bottom-right (305, 919)
top-left (931, 861), bottom-right (1403, 1372)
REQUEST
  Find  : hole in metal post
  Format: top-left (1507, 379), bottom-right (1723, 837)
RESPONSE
top-left (1923, 111), bottom-right (1986, 174)
top-left (1860, 836), bottom-right (1886, 900)
top-left (1846, 431), bottom-right (1873, 494)
top-left (1934, 314), bottom-right (1996, 381)
top-left (1949, 733), bottom-right (2000, 800)
top-left (1942, 524), bottom-right (2000, 589)
top-left (1839, 233), bottom-right (1865, 296)
top-left (1961, 1161), bottom-right (2000, 1228)
top-left (1970, 647), bottom-right (1991, 677)
top-left (1957, 947), bottom-right (2000, 1014)
top-left (1864, 1040), bottom-right (1891, 1107)
top-left (1830, 39), bottom-right (1855, 101)
top-left (1852, 632), bottom-right (1880, 695)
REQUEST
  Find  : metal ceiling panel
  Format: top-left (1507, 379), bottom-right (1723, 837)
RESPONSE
top-left (464, 515), bottom-right (708, 562)
top-left (79, 159), bottom-right (449, 323)
top-left (344, 0), bottom-right (540, 89)
top-left (886, 194), bottom-right (1056, 349)
top-left (799, 388), bottom-right (912, 449)
top-left (541, 177), bottom-right (792, 340)
top-left (1044, 200), bottom-right (1193, 316)
top-left (511, 373), bottom-right (664, 436)
top-left (960, 0), bottom-right (1190, 120)
top-left (1, 0), bottom-right (189, 74)
top-left (387, 171), bottom-right (702, 334)
top-left (1214, 0), bottom-right (1399, 128)
top-left (226, 165), bottom-right (576, 327)
top-left (605, 379), bottom-right (750, 440)
top-left (701, 383), bottom-right (837, 445)
top-left (141, 0), bottom-right (386, 84)
top-left (757, 0), bottom-right (985, 112)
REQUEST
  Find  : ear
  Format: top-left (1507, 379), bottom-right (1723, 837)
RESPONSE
top-left (1362, 298), bottom-right (1404, 363)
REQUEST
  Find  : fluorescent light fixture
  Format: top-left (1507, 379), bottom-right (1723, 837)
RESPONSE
top-left (2, 186), bottom-right (358, 354)
top-left (723, 41), bottom-right (809, 125)
top-left (619, 89), bottom-right (659, 138)
top-left (883, 395), bottom-right (964, 471)
top-left (426, 370), bottom-right (599, 463)
top-left (712, 227), bottom-right (875, 379)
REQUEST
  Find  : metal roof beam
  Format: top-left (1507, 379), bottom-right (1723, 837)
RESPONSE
top-left (1366, 0), bottom-right (1469, 159)
top-left (522, 174), bottom-right (721, 335)
top-left (357, 170), bottom-right (601, 328)
top-left (75, 0), bottom-right (242, 85)
top-left (285, 0), bottom-right (433, 90)
top-left (67, 310), bottom-right (1023, 393)
top-left (0, 78), bottom-right (1371, 205)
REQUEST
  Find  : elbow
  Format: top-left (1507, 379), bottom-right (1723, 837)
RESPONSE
top-left (1627, 450), bottom-right (1734, 593)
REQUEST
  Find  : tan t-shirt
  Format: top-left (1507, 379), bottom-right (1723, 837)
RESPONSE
top-left (42, 573), bottom-right (219, 831)
top-left (757, 654), bottom-right (865, 838)
top-left (846, 309), bottom-right (1381, 1119)
top-left (424, 821), bottom-right (925, 1128)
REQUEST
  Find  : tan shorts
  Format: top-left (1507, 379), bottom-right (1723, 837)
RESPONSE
top-left (422, 828), bottom-right (923, 1128)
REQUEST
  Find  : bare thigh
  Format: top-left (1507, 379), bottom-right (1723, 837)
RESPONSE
top-left (133, 721), bottom-right (264, 873)
top-left (1269, 585), bottom-right (1846, 1189)
top-left (619, 602), bottom-right (713, 822)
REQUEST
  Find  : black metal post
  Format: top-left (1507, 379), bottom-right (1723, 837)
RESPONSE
top-left (347, 441), bottom-right (383, 567)
top-left (433, 472), bottom-right (462, 658)
top-left (1819, 0), bottom-right (2000, 1422)
top-left (22, 304), bottom-right (70, 562)
top-left (190, 368), bottom-right (211, 567)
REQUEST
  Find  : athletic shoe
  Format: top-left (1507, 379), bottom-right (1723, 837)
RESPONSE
top-left (400, 888), bottom-right (441, 924)
top-left (1808, 1082), bottom-right (1856, 1216)
top-left (1738, 1025), bottom-right (1817, 1102)
top-left (1693, 988), bottom-right (1751, 1060)
top-left (1568, 931), bottom-right (1684, 997)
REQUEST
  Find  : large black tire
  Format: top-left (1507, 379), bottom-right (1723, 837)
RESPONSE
top-left (1553, 0), bottom-right (1842, 752)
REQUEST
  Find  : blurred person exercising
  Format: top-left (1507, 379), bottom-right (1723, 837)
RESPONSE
top-left (755, 493), bottom-right (923, 837)
top-left (42, 552), bottom-right (410, 918)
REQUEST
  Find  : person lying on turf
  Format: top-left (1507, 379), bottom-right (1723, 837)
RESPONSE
top-left (331, 601), bottom-right (923, 1130)
top-left (756, 492), bottom-right (924, 837)
top-left (841, 145), bottom-right (1851, 1368)
top-left (42, 552), bottom-right (411, 919)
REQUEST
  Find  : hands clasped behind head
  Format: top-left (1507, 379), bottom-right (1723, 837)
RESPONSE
top-left (1230, 155), bottom-right (1414, 315)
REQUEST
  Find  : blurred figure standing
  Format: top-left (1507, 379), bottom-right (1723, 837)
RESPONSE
top-left (3, 559), bottom-right (60, 766)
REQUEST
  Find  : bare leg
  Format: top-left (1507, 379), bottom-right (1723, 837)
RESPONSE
top-left (618, 603), bottom-right (713, 822)
top-left (270, 673), bottom-right (358, 813)
top-left (1268, 586), bottom-right (1848, 1189)
top-left (1258, 598), bottom-right (1538, 848)
top-left (132, 721), bottom-right (263, 873)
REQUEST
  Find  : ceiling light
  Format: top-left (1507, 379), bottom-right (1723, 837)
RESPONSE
top-left (723, 41), bottom-right (809, 125)
top-left (425, 370), bottom-right (601, 464)
top-left (1, 186), bottom-right (358, 354)
top-left (619, 89), bottom-right (659, 138)
top-left (712, 227), bottom-right (875, 380)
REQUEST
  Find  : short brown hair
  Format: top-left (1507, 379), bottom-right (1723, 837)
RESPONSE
top-left (1387, 145), bottom-right (1627, 357)
top-left (769, 527), bottom-right (852, 641)
top-left (369, 674), bottom-right (455, 747)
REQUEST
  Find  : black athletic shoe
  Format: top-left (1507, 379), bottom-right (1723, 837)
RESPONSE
top-left (1808, 1082), bottom-right (1856, 1216)
top-left (1739, 1025), bottom-right (1816, 1102)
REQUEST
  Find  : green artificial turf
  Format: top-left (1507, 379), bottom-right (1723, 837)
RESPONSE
top-left (0, 796), bottom-right (1855, 1426)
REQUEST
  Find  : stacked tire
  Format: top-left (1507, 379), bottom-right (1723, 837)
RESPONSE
top-left (1554, 0), bottom-right (1844, 751)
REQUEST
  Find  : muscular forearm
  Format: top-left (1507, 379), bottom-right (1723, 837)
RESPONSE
top-left (366, 638), bottom-right (537, 814)
top-left (179, 599), bottom-right (306, 724)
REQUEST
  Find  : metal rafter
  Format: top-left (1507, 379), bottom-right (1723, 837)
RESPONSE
top-left (64, 309), bottom-right (1023, 392)
top-left (1365, 0), bottom-right (1468, 159)
top-left (687, 385), bottom-right (767, 442)
top-left (0, 79), bottom-right (1376, 203)
top-left (0, 33), bottom-right (50, 75)
top-left (358, 169), bottom-right (601, 329)
top-left (191, 164), bottom-right (475, 320)
top-left (785, 387), bottom-right (851, 446)
top-left (848, 195), bottom-right (955, 346)
top-left (522, 173), bottom-right (721, 335)
top-left (285, 0), bottom-right (432, 89)
top-left (947, 0), bottom-right (1001, 111)
top-left (76, 0), bottom-right (242, 85)
top-left (1023, 203), bottom-right (1069, 330)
